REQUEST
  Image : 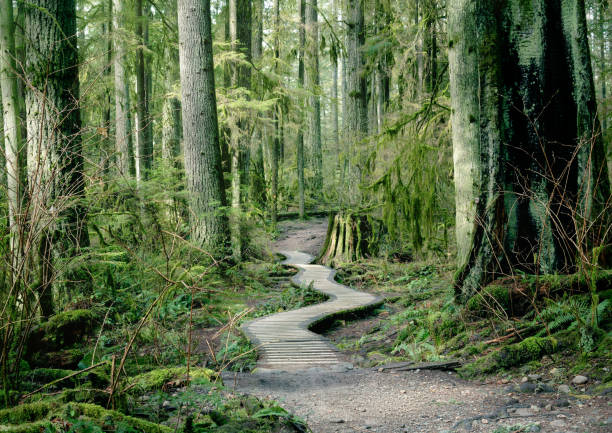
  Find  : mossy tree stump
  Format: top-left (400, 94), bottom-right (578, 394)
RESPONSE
top-left (318, 213), bottom-right (376, 266)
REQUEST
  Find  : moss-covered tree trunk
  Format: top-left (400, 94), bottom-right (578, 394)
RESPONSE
top-left (448, 0), bottom-right (611, 301)
top-left (319, 213), bottom-right (375, 266)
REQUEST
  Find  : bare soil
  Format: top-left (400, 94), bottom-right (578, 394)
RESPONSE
top-left (226, 221), bottom-right (612, 433)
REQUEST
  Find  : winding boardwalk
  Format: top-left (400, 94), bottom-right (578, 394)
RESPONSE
top-left (242, 250), bottom-right (381, 370)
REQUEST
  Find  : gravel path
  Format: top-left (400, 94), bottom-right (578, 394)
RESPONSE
top-left (226, 220), bottom-right (612, 433)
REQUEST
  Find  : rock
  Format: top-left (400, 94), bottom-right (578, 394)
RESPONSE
top-left (521, 376), bottom-right (529, 383)
top-left (528, 374), bottom-right (542, 381)
top-left (536, 383), bottom-right (555, 393)
top-left (400, 390), bottom-right (406, 394)
top-left (553, 399), bottom-right (570, 408)
top-left (527, 425), bottom-right (541, 432)
top-left (550, 419), bottom-right (566, 428)
top-left (572, 375), bottom-right (588, 385)
top-left (530, 405), bottom-right (540, 412)
top-left (544, 404), bottom-right (552, 411)
top-left (330, 419), bottom-right (345, 424)
top-left (504, 397), bottom-right (519, 405)
top-left (481, 418), bottom-right (488, 424)
top-left (519, 382), bottom-right (537, 393)
top-left (550, 367), bottom-right (563, 376)
top-left (515, 408), bottom-right (534, 416)
top-left (558, 384), bottom-right (571, 394)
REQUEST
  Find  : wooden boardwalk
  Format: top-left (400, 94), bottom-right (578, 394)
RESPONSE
top-left (242, 250), bottom-right (381, 370)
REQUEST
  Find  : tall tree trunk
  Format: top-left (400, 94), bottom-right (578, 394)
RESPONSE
top-left (229, 0), bottom-right (251, 259)
top-left (297, 0), bottom-right (306, 219)
top-left (249, 0), bottom-right (266, 210)
top-left (135, 0), bottom-right (151, 180)
top-left (599, 1), bottom-right (607, 133)
top-left (345, 0), bottom-right (367, 199)
top-left (331, 0), bottom-right (340, 173)
top-left (269, 0), bottom-right (280, 225)
top-left (25, 0), bottom-right (90, 315)
top-left (306, 0), bottom-right (322, 197)
top-left (177, 0), bottom-right (229, 254)
top-left (113, 0), bottom-right (134, 177)
top-left (101, 0), bottom-right (112, 176)
top-left (448, 0), bottom-right (611, 301)
top-left (0, 0), bottom-right (25, 285)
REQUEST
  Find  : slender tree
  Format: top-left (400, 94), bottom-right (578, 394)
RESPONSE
top-left (0, 0), bottom-right (24, 283)
top-left (297, 0), bottom-right (306, 218)
top-left (113, 0), bottom-right (134, 176)
top-left (135, 0), bottom-right (152, 180)
top-left (270, 0), bottom-right (281, 224)
top-left (449, 0), bottom-right (611, 300)
top-left (25, 0), bottom-right (90, 315)
top-left (305, 0), bottom-right (322, 196)
top-left (229, 0), bottom-right (251, 258)
top-left (177, 0), bottom-right (229, 253)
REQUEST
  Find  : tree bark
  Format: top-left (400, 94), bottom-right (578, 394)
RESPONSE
top-left (178, 0), bottom-right (229, 254)
top-left (306, 0), bottom-right (322, 196)
top-left (25, 0), bottom-right (90, 315)
top-left (229, 0), bottom-right (251, 259)
top-left (269, 0), bottom-right (280, 225)
top-left (330, 0), bottom-right (340, 172)
top-left (448, 0), bottom-right (611, 301)
top-left (113, 0), bottom-right (134, 177)
top-left (135, 0), bottom-right (152, 180)
top-left (345, 0), bottom-right (367, 200)
top-left (0, 0), bottom-right (25, 284)
top-left (297, 0), bottom-right (306, 219)
top-left (319, 213), bottom-right (376, 266)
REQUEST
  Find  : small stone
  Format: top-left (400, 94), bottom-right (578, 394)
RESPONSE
top-left (553, 399), bottom-right (570, 407)
top-left (162, 400), bottom-right (171, 407)
top-left (527, 424), bottom-right (541, 432)
top-left (530, 405), bottom-right (540, 412)
top-left (544, 404), bottom-right (553, 411)
top-left (400, 390), bottom-right (406, 394)
top-left (521, 376), bottom-right (529, 383)
top-left (515, 408), bottom-right (534, 417)
top-left (520, 382), bottom-right (537, 393)
top-left (558, 384), bottom-right (571, 394)
top-left (481, 419), bottom-right (488, 424)
top-left (528, 374), bottom-right (541, 381)
top-left (572, 375), bottom-right (588, 385)
top-left (501, 378), bottom-right (510, 384)
top-left (536, 383), bottom-right (555, 393)
top-left (550, 419), bottom-right (566, 428)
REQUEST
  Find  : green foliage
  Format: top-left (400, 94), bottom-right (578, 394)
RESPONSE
top-left (249, 285), bottom-right (328, 319)
top-left (466, 285), bottom-right (512, 316)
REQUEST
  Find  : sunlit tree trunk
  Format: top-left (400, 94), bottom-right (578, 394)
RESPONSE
top-left (178, 0), bottom-right (229, 254)
top-left (25, 0), bottom-right (90, 315)
top-left (113, 0), bottom-right (134, 177)
top-left (0, 0), bottom-right (24, 285)
top-left (449, 0), bottom-right (610, 301)
top-left (270, 0), bottom-right (280, 225)
top-left (330, 0), bottom-right (340, 174)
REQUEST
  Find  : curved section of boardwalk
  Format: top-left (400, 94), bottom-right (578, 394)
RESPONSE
top-left (242, 250), bottom-right (380, 370)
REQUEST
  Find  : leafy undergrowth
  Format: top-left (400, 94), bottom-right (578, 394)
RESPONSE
top-left (2, 251), bottom-right (319, 432)
top-left (328, 258), bottom-right (612, 393)
top-left (2, 368), bottom-right (306, 432)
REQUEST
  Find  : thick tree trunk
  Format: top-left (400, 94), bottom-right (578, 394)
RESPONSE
top-left (297, 0), bottom-right (306, 219)
top-left (113, 0), bottom-right (134, 177)
top-left (25, 0), bottom-right (90, 315)
top-left (269, 0), bottom-right (280, 225)
top-left (306, 0), bottom-right (322, 196)
top-left (319, 213), bottom-right (376, 266)
top-left (448, 0), bottom-right (611, 301)
top-left (178, 0), bottom-right (229, 254)
top-left (0, 0), bottom-right (24, 284)
top-left (101, 0), bottom-right (112, 176)
top-left (345, 0), bottom-right (367, 200)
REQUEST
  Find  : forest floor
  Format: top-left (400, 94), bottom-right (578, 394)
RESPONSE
top-left (225, 219), bottom-right (612, 433)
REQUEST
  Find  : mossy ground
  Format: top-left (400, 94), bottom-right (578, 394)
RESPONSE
top-left (327, 257), bottom-right (612, 389)
top-left (2, 255), bottom-right (319, 432)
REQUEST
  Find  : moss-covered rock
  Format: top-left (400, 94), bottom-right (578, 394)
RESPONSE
top-left (459, 336), bottom-right (558, 377)
top-left (466, 285), bottom-right (512, 316)
top-left (0, 401), bottom-right (171, 433)
top-left (129, 367), bottom-right (216, 395)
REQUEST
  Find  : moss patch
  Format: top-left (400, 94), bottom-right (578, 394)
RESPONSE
top-left (129, 367), bottom-right (216, 395)
top-left (459, 336), bottom-right (558, 377)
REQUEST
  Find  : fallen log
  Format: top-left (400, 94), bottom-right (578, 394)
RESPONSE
top-left (375, 360), bottom-right (462, 373)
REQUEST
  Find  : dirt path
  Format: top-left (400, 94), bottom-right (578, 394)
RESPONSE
top-left (225, 220), bottom-right (611, 433)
